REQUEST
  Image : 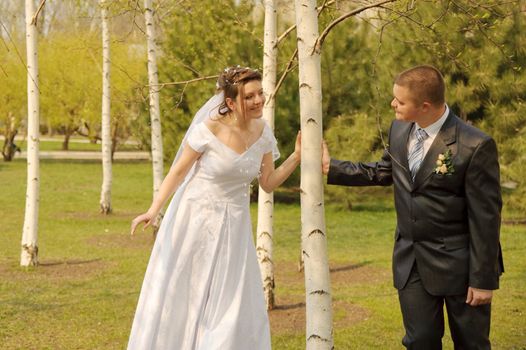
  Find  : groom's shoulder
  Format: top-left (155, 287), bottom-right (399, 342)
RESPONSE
top-left (450, 114), bottom-right (497, 154)
top-left (454, 115), bottom-right (492, 143)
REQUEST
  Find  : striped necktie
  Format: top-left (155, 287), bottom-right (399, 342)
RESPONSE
top-left (408, 128), bottom-right (428, 180)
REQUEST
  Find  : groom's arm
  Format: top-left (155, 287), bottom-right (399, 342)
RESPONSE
top-left (465, 137), bottom-right (503, 291)
top-left (327, 150), bottom-right (393, 187)
top-left (322, 123), bottom-right (394, 187)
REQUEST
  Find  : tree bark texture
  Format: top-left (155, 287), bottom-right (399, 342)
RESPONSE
top-left (144, 0), bottom-right (164, 201)
top-left (21, 0), bottom-right (40, 266)
top-left (100, 0), bottom-right (112, 214)
top-left (256, 0), bottom-right (278, 311)
top-left (294, 0), bottom-right (334, 348)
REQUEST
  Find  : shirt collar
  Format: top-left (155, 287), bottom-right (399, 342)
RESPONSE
top-left (416, 104), bottom-right (449, 139)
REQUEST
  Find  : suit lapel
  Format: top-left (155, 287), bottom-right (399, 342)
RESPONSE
top-left (390, 121), bottom-right (413, 184)
top-left (413, 112), bottom-right (458, 188)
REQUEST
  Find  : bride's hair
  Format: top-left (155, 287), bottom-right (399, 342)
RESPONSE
top-left (216, 66), bottom-right (262, 116)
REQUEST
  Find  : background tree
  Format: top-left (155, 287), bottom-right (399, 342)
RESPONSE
top-left (1, 2), bottom-right (27, 162)
top-left (0, 48), bottom-right (26, 161)
top-left (143, 0), bottom-right (164, 224)
top-left (39, 34), bottom-right (100, 149)
top-left (20, 0), bottom-right (41, 267)
top-left (108, 38), bottom-right (146, 156)
top-left (256, 0), bottom-right (278, 310)
top-left (100, 0), bottom-right (112, 214)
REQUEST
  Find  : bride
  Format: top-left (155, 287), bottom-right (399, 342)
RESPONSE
top-left (128, 66), bottom-right (301, 349)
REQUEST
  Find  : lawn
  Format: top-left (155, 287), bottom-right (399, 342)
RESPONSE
top-left (14, 137), bottom-right (142, 152)
top-left (0, 160), bottom-right (524, 349)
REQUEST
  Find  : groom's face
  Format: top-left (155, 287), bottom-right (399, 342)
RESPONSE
top-left (391, 84), bottom-right (422, 123)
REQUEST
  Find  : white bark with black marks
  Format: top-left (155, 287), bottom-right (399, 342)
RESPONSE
top-left (144, 0), bottom-right (164, 208)
top-left (256, 0), bottom-right (278, 311)
top-left (100, 0), bottom-right (112, 214)
top-left (21, 0), bottom-right (40, 266)
top-left (294, 0), bottom-right (333, 348)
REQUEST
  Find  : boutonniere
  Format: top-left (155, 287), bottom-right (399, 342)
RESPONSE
top-left (435, 149), bottom-right (454, 175)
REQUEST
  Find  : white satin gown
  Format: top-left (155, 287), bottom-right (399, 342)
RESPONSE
top-left (127, 121), bottom-right (279, 350)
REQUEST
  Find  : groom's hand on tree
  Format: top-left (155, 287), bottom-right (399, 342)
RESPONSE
top-left (322, 140), bottom-right (330, 175)
top-left (466, 286), bottom-right (493, 306)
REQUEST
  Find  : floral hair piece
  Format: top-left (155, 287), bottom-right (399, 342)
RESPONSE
top-left (220, 65), bottom-right (259, 86)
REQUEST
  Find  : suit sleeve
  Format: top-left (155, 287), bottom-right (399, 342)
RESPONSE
top-left (327, 123), bottom-right (394, 187)
top-left (465, 137), bottom-right (503, 290)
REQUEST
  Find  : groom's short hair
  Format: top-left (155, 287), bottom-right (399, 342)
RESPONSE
top-left (394, 65), bottom-right (445, 106)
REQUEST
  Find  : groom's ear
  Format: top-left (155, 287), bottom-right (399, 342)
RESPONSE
top-left (421, 101), bottom-right (432, 112)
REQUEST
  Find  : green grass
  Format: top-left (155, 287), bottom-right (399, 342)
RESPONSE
top-left (15, 138), bottom-right (142, 152)
top-left (0, 160), bottom-right (524, 349)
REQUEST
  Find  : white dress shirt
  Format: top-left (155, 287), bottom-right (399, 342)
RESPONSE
top-left (407, 105), bottom-right (450, 158)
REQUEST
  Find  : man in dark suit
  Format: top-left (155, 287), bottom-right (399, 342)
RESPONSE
top-left (322, 65), bottom-right (504, 349)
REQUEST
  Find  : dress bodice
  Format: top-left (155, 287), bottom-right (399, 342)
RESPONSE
top-left (183, 122), bottom-right (279, 204)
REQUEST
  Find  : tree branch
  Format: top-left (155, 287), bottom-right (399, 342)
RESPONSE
top-left (270, 0), bottom-right (339, 97)
top-left (315, 0), bottom-right (399, 53)
top-left (267, 48), bottom-right (298, 103)
top-left (0, 64), bottom-right (8, 78)
top-left (276, 24), bottom-right (296, 47)
top-left (171, 81), bottom-right (190, 111)
top-left (451, 0), bottom-right (515, 67)
top-left (0, 19), bottom-right (36, 91)
top-left (31, 0), bottom-right (48, 25)
top-left (276, 0), bottom-right (337, 47)
top-left (149, 75), bottom-right (219, 89)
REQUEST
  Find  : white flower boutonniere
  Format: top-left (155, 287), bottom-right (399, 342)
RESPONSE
top-left (435, 149), bottom-right (454, 175)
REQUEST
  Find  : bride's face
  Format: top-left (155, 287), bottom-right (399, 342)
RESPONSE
top-left (239, 80), bottom-right (265, 120)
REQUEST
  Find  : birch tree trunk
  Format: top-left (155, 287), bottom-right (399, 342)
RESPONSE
top-left (294, 0), bottom-right (333, 348)
top-left (144, 0), bottom-right (164, 224)
top-left (21, 0), bottom-right (40, 266)
top-left (100, 0), bottom-right (112, 214)
top-left (256, 0), bottom-right (278, 311)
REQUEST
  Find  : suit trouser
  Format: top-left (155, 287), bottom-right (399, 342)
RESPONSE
top-left (398, 263), bottom-right (491, 350)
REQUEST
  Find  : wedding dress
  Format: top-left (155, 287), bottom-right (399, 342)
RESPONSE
top-left (127, 119), bottom-right (278, 349)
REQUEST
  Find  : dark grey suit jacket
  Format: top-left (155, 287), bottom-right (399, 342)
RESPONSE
top-left (328, 112), bottom-right (504, 295)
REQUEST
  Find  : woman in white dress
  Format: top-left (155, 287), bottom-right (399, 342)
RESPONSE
top-left (128, 66), bottom-right (301, 350)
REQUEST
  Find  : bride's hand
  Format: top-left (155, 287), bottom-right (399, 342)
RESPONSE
top-left (131, 211), bottom-right (155, 235)
top-left (293, 130), bottom-right (301, 161)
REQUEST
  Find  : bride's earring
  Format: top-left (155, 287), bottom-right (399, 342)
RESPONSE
top-left (226, 99), bottom-right (238, 123)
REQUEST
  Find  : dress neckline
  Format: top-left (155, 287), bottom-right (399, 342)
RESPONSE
top-left (201, 122), bottom-right (267, 157)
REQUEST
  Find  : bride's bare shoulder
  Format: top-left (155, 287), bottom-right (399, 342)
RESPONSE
top-left (204, 117), bottom-right (222, 134)
top-left (254, 119), bottom-right (267, 134)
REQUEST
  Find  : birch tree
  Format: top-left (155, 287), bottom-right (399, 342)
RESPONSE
top-left (100, 0), bottom-right (112, 214)
top-left (20, 0), bottom-right (41, 266)
top-left (294, 0), bottom-right (333, 348)
top-left (143, 0), bottom-right (164, 221)
top-left (256, 0), bottom-right (278, 311)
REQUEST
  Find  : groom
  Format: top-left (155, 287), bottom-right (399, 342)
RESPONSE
top-left (322, 65), bottom-right (504, 349)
